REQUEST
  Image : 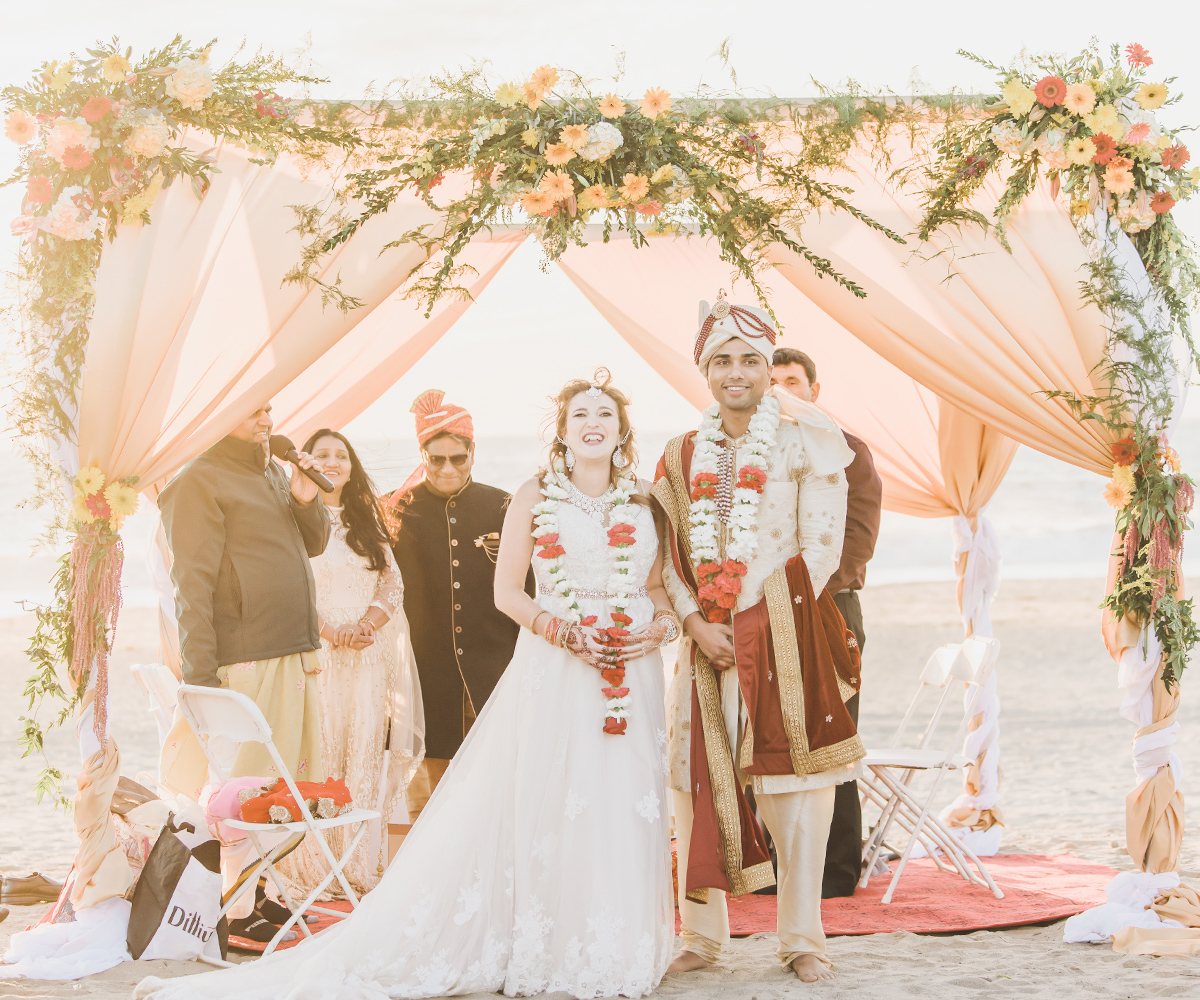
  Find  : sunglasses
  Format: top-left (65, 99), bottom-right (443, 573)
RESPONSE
top-left (424, 453), bottom-right (470, 468)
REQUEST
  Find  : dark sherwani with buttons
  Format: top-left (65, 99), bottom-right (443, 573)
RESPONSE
top-left (391, 479), bottom-right (531, 759)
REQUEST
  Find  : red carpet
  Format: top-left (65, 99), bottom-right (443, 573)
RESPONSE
top-left (229, 851), bottom-right (1116, 951)
top-left (676, 852), bottom-right (1116, 937)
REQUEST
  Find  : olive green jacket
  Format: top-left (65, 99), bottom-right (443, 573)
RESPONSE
top-left (158, 436), bottom-right (331, 686)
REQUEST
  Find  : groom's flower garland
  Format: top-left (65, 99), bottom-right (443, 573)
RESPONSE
top-left (532, 463), bottom-right (639, 734)
top-left (688, 396), bottom-right (780, 624)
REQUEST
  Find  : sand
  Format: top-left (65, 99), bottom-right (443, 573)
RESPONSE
top-left (2, 579), bottom-right (1198, 997)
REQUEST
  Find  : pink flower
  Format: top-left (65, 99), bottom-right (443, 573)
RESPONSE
top-left (25, 175), bottom-right (53, 204)
top-left (1125, 121), bottom-right (1151, 145)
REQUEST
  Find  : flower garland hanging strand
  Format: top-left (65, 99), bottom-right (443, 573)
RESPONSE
top-left (531, 460), bottom-right (638, 733)
top-left (688, 396), bottom-right (779, 623)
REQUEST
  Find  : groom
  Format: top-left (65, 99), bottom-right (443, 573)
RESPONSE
top-left (654, 295), bottom-right (865, 982)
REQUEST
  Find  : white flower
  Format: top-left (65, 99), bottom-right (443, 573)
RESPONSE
top-left (1035, 129), bottom-right (1070, 170)
top-left (634, 791), bottom-right (660, 822)
top-left (165, 58), bottom-right (214, 111)
top-left (579, 121), bottom-right (624, 162)
top-left (126, 109), bottom-right (169, 158)
top-left (45, 117), bottom-right (98, 167)
top-left (990, 121), bottom-right (1023, 157)
top-left (44, 186), bottom-right (102, 241)
top-left (663, 165), bottom-right (693, 203)
top-left (564, 790), bottom-right (587, 820)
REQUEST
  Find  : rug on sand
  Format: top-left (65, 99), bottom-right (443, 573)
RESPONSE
top-left (228, 852), bottom-right (1118, 951)
top-left (706, 852), bottom-right (1118, 937)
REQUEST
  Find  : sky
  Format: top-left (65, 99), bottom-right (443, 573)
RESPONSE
top-left (3, 1), bottom-right (1200, 441)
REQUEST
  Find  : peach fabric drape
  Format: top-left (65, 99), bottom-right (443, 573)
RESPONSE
top-left (77, 142), bottom-right (449, 488)
top-left (555, 233), bottom-right (1016, 520)
top-left (768, 166), bottom-right (1112, 473)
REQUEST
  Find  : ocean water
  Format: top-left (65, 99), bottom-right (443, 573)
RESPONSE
top-left (5, 416), bottom-right (1200, 618)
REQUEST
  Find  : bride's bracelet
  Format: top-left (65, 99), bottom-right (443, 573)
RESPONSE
top-left (653, 608), bottom-right (681, 645)
top-left (542, 615), bottom-right (562, 645)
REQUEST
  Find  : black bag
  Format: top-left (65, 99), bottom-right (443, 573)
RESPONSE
top-left (127, 814), bottom-right (227, 962)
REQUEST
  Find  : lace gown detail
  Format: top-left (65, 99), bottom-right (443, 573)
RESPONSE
top-left (276, 511), bottom-right (424, 897)
top-left (137, 501), bottom-right (673, 1000)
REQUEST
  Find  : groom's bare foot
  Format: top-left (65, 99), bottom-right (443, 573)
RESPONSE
top-left (666, 950), bottom-right (713, 974)
top-left (790, 954), bottom-right (836, 982)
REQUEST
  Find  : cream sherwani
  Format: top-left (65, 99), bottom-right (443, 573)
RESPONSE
top-left (663, 405), bottom-right (858, 968)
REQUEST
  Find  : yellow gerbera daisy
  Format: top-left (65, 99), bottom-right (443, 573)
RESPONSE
top-left (75, 465), bottom-right (105, 497)
top-left (1001, 78), bottom-right (1036, 116)
top-left (522, 128), bottom-right (541, 147)
top-left (101, 53), bottom-right (131, 84)
top-left (495, 82), bottom-right (523, 108)
top-left (599, 94), bottom-right (626, 119)
top-left (1066, 137), bottom-right (1095, 166)
top-left (1135, 83), bottom-right (1168, 111)
top-left (650, 164), bottom-right (675, 184)
top-left (104, 481), bottom-right (139, 518)
top-left (71, 494), bottom-right (96, 526)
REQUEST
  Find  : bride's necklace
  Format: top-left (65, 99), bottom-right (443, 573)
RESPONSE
top-left (563, 477), bottom-right (616, 524)
top-left (532, 460), bottom-right (638, 735)
top-left (688, 396), bottom-right (780, 623)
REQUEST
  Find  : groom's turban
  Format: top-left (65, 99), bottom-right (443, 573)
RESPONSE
top-left (694, 295), bottom-right (777, 373)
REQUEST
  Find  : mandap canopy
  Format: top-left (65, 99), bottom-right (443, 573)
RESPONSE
top-left (3, 37), bottom-right (1197, 931)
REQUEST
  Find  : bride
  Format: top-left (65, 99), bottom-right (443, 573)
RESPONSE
top-left (137, 371), bottom-right (679, 1000)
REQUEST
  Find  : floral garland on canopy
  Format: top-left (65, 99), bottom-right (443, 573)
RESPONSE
top-left (3, 37), bottom-right (358, 806)
top-left (291, 64), bottom-right (904, 316)
top-left (911, 42), bottom-right (1199, 691)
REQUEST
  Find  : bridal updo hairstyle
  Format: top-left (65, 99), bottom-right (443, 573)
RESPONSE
top-left (302, 428), bottom-right (394, 572)
top-left (545, 368), bottom-right (638, 490)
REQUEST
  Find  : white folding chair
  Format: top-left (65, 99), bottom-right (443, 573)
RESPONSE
top-left (858, 636), bottom-right (1004, 903)
top-left (130, 663), bottom-right (180, 747)
top-left (176, 684), bottom-right (381, 958)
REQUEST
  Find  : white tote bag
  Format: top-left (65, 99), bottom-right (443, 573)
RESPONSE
top-left (127, 813), bottom-right (227, 962)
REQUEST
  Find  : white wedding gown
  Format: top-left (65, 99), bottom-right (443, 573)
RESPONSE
top-left (137, 499), bottom-right (673, 1000)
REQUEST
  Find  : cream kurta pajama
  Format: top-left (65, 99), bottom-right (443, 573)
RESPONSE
top-left (662, 408), bottom-right (861, 968)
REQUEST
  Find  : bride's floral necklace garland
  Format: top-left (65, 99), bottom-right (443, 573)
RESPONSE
top-left (532, 462), bottom-right (639, 734)
top-left (688, 395), bottom-right (780, 623)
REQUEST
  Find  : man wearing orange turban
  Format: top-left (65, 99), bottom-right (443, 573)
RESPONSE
top-left (388, 391), bottom-right (531, 832)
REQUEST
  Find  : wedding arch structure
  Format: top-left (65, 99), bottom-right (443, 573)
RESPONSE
top-left (4, 38), bottom-right (1195, 948)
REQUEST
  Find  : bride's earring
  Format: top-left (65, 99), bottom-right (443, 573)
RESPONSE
top-left (611, 447), bottom-right (626, 469)
top-left (565, 446), bottom-right (576, 471)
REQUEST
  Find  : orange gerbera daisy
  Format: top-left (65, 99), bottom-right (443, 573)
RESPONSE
top-left (539, 170), bottom-right (574, 203)
top-left (1090, 133), bottom-right (1117, 164)
top-left (523, 81), bottom-right (545, 110)
top-left (639, 87), bottom-right (672, 121)
top-left (599, 94), bottom-right (626, 118)
top-left (578, 184), bottom-right (610, 210)
top-left (544, 142), bottom-right (576, 166)
top-left (1103, 477), bottom-right (1133, 510)
top-left (1150, 191), bottom-right (1175, 214)
top-left (559, 124), bottom-right (589, 149)
top-left (61, 144), bottom-right (93, 170)
top-left (619, 172), bottom-right (650, 201)
top-left (1162, 144), bottom-right (1191, 170)
top-left (520, 188), bottom-right (555, 214)
top-left (1103, 164), bottom-right (1135, 196)
top-left (529, 65), bottom-right (559, 92)
top-left (1033, 75), bottom-right (1067, 108)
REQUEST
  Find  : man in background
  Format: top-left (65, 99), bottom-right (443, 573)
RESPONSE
top-left (388, 390), bottom-right (529, 829)
top-left (772, 347), bottom-right (883, 898)
top-left (159, 402), bottom-right (330, 941)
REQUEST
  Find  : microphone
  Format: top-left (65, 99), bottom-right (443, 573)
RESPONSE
top-left (269, 434), bottom-right (336, 493)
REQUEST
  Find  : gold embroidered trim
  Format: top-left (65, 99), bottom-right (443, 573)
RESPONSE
top-left (764, 567), bottom-right (810, 773)
top-left (763, 567), bottom-right (866, 775)
top-left (738, 718), bottom-right (755, 771)
top-left (836, 674), bottom-right (857, 703)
